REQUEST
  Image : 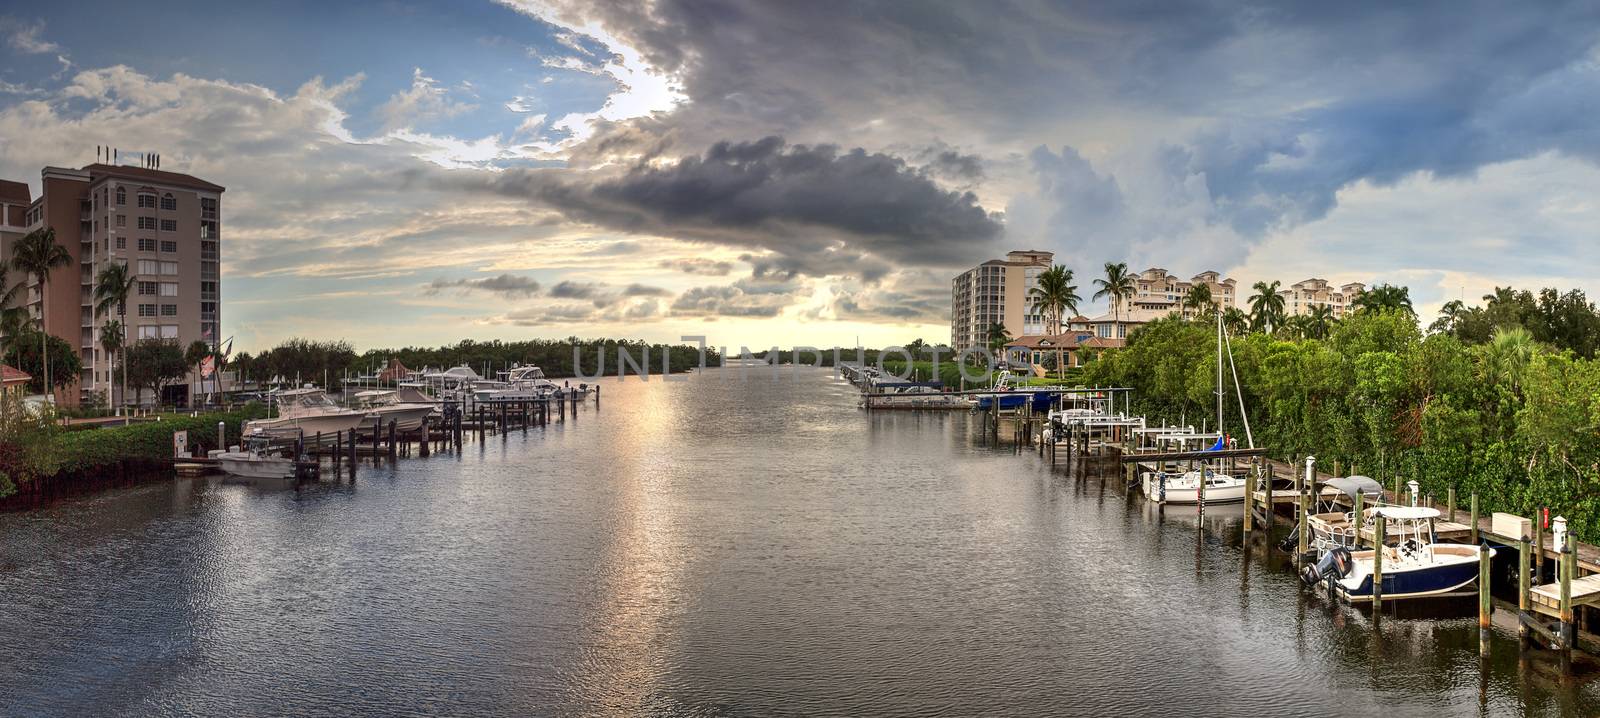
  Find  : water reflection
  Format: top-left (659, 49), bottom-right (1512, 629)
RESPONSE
top-left (0, 367), bottom-right (1597, 716)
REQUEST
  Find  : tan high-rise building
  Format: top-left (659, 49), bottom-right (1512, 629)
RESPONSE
top-left (1113, 267), bottom-right (1238, 322)
top-left (1278, 278), bottom-right (1365, 318)
top-left (950, 250), bottom-right (1054, 352)
top-left (3, 162), bottom-right (223, 407)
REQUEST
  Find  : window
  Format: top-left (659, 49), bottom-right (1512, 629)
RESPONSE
top-left (160, 219), bottom-right (177, 232)
top-left (137, 193), bottom-right (156, 208)
top-left (159, 282), bottom-right (178, 297)
top-left (115, 214), bottom-right (126, 228)
top-left (200, 197), bottom-right (217, 218)
top-left (138, 304), bottom-right (157, 317)
top-left (160, 194), bottom-right (176, 211)
top-left (159, 261), bottom-right (177, 275)
top-left (137, 259), bottom-right (160, 275)
top-left (161, 325), bottom-right (178, 339)
top-left (160, 240), bottom-right (177, 253)
top-left (200, 281), bottom-right (217, 294)
top-left (137, 217), bottom-right (156, 230)
top-left (116, 188), bottom-right (126, 205)
top-left (138, 238), bottom-right (156, 252)
top-left (138, 281), bottom-right (158, 295)
top-left (139, 325), bottom-right (161, 339)
top-left (115, 237), bottom-right (126, 250)
top-left (160, 304), bottom-right (177, 317)
top-left (200, 221), bottom-right (216, 239)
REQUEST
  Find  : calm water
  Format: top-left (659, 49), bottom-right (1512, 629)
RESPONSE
top-left (2, 366), bottom-right (1597, 716)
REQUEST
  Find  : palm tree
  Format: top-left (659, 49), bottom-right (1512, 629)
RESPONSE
top-left (10, 228), bottom-right (71, 400)
top-left (99, 320), bottom-right (123, 408)
top-left (1247, 280), bottom-right (1285, 333)
top-left (1093, 261), bottom-right (1136, 331)
top-left (1181, 283), bottom-right (1214, 319)
top-left (1306, 304), bottom-right (1335, 340)
top-left (0, 306), bottom-right (34, 369)
top-left (1221, 307), bottom-right (1250, 336)
top-left (94, 262), bottom-right (138, 414)
top-left (1430, 299), bottom-right (1466, 335)
top-left (985, 322), bottom-right (1013, 366)
top-left (1481, 326), bottom-right (1537, 394)
top-left (185, 340), bottom-right (211, 408)
top-left (1352, 283), bottom-right (1415, 316)
top-left (1029, 265), bottom-right (1080, 375)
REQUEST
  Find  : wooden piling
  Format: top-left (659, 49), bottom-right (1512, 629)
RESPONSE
top-left (1296, 465), bottom-right (1308, 562)
top-left (334, 430), bottom-right (342, 470)
top-left (1242, 465), bottom-right (1254, 532)
top-left (1263, 464), bottom-right (1274, 525)
top-left (1517, 535), bottom-right (1531, 640)
top-left (1470, 492), bottom-right (1480, 544)
top-left (1535, 512), bottom-right (1544, 575)
top-left (1560, 533), bottom-right (1575, 653)
top-left (1447, 486), bottom-right (1456, 524)
top-left (1479, 546), bottom-right (1492, 630)
top-left (1373, 515), bottom-right (1386, 608)
top-left (388, 420), bottom-right (397, 459)
top-left (419, 417), bottom-right (430, 457)
top-left (1354, 491), bottom-right (1366, 548)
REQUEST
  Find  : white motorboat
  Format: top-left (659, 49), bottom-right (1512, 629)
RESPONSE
top-left (217, 436), bottom-right (296, 479)
top-left (350, 389), bottom-right (435, 435)
top-left (1142, 467), bottom-right (1248, 504)
top-left (246, 387), bottom-right (367, 442)
top-left (1303, 506), bottom-right (1495, 602)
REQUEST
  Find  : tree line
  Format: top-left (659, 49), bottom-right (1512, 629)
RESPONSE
top-left (1079, 285), bottom-right (1600, 541)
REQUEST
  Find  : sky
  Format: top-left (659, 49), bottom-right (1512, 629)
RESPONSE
top-left (2, 1), bottom-right (1599, 352)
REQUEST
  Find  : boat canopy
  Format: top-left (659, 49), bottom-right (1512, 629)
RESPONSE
top-left (1319, 476), bottom-right (1384, 499)
top-left (874, 381), bottom-right (943, 389)
top-left (1367, 506), bottom-right (1441, 520)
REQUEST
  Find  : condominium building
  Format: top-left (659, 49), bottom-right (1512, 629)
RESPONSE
top-left (1113, 267), bottom-right (1238, 322)
top-left (1278, 278), bottom-right (1365, 318)
top-left (950, 250), bottom-right (1054, 352)
top-left (3, 162), bottom-right (223, 406)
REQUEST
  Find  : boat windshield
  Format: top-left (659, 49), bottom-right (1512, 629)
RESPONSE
top-left (352, 390), bottom-right (398, 408)
top-left (276, 390), bottom-right (338, 416)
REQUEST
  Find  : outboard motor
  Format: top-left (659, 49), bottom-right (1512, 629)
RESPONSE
top-left (1300, 546), bottom-right (1353, 585)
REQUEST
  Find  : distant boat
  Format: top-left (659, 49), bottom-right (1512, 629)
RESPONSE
top-left (1141, 313), bottom-right (1249, 504)
top-left (349, 389), bottom-right (435, 435)
top-left (972, 370), bottom-right (1053, 411)
top-left (216, 435), bottom-right (296, 480)
top-left (246, 387), bottom-right (366, 442)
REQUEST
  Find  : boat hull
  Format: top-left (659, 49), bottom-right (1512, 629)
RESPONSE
top-left (357, 405), bottom-right (434, 435)
top-left (1140, 472), bottom-right (1248, 504)
top-left (1336, 545), bottom-right (1492, 602)
top-left (218, 454), bottom-right (295, 479)
top-left (245, 412), bottom-right (366, 443)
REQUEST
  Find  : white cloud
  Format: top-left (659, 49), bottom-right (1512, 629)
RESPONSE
top-left (376, 67), bottom-right (476, 133)
top-left (1, 16), bottom-right (58, 54)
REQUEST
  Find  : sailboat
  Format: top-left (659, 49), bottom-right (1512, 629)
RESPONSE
top-left (1141, 312), bottom-right (1253, 504)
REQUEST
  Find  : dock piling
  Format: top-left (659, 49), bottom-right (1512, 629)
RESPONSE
top-left (1374, 515), bottom-right (1386, 609)
top-left (1470, 493), bottom-right (1480, 544)
top-left (1518, 534), bottom-right (1531, 641)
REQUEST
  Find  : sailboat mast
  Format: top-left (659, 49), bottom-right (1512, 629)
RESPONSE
top-left (1216, 310), bottom-right (1224, 442)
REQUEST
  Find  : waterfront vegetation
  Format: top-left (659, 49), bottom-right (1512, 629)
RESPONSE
top-left (1079, 286), bottom-right (1600, 541)
top-left (229, 337), bottom-right (721, 388)
top-left (0, 398), bottom-right (267, 500)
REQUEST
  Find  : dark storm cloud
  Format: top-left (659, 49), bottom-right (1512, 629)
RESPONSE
top-left (484, 136), bottom-right (1002, 277)
top-left (425, 273), bottom-right (542, 297)
top-left (622, 283), bottom-right (670, 297)
top-left (547, 280), bottom-right (604, 300)
top-left (546, 0), bottom-right (1600, 244)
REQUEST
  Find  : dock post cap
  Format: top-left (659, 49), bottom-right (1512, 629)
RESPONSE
top-left (1407, 480), bottom-right (1420, 506)
top-left (1553, 516), bottom-right (1568, 548)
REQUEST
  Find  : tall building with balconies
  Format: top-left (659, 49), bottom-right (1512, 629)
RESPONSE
top-left (3, 162), bottom-right (223, 406)
top-left (950, 250), bottom-right (1054, 352)
top-left (1278, 278), bottom-right (1365, 318)
top-left (1114, 267), bottom-right (1238, 322)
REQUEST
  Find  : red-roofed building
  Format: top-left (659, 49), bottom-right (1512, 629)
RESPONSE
top-left (1, 364), bottom-right (30, 399)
